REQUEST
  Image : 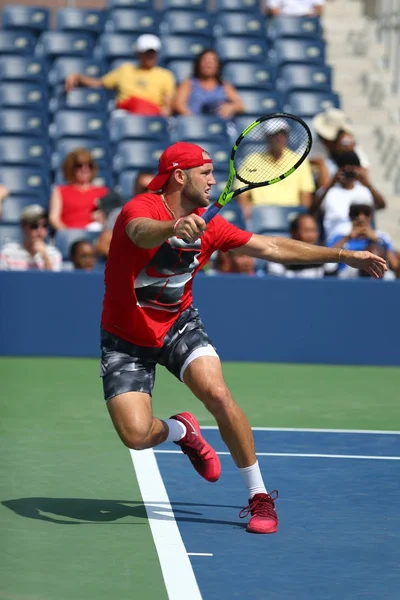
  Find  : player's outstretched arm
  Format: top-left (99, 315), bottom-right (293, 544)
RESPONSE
top-left (235, 233), bottom-right (388, 279)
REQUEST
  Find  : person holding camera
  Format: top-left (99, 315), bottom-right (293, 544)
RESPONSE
top-left (311, 150), bottom-right (385, 241)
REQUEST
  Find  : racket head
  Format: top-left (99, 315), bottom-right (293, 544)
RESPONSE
top-left (232, 113), bottom-right (312, 187)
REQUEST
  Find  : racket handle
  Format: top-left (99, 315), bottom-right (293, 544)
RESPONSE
top-left (202, 203), bottom-right (221, 224)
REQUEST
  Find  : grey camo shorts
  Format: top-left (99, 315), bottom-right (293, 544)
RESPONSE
top-left (100, 306), bottom-right (216, 401)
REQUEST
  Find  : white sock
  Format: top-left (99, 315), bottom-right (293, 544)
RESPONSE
top-left (163, 418), bottom-right (187, 442)
top-left (239, 461), bottom-right (267, 498)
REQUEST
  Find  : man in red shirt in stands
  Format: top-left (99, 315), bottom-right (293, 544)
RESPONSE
top-left (101, 142), bottom-right (386, 534)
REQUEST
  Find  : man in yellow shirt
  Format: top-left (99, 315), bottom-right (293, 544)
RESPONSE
top-left (236, 118), bottom-right (315, 219)
top-left (65, 34), bottom-right (176, 117)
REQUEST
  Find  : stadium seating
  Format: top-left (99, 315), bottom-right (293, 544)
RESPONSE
top-left (214, 13), bottom-right (265, 38)
top-left (106, 9), bottom-right (160, 35)
top-left (0, 137), bottom-right (49, 167)
top-left (215, 38), bottom-right (268, 63)
top-left (220, 201), bottom-right (246, 229)
top-left (0, 165), bottom-right (49, 199)
top-left (160, 11), bottom-right (214, 37)
top-left (50, 88), bottom-right (109, 114)
top-left (0, 82), bottom-right (47, 112)
top-left (277, 64), bottom-right (332, 95)
top-left (48, 57), bottom-right (106, 88)
top-left (54, 229), bottom-right (100, 261)
top-left (250, 205), bottom-right (306, 234)
top-left (267, 16), bottom-right (322, 41)
top-left (2, 5), bottom-right (50, 35)
top-left (113, 140), bottom-right (167, 173)
top-left (0, 224), bottom-right (22, 246)
top-left (0, 109), bottom-right (48, 137)
top-left (172, 116), bottom-right (228, 143)
top-left (214, 0), bottom-right (262, 13)
top-left (161, 0), bottom-right (208, 11)
top-left (0, 56), bottom-right (47, 83)
top-left (52, 139), bottom-right (111, 171)
top-left (271, 38), bottom-right (326, 67)
top-left (1, 196), bottom-right (49, 223)
top-left (53, 167), bottom-right (113, 189)
top-left (285, 91), bottom-right (340, 118)
top-left (110, 114), bottom-right (170, 143)
top-left (51, 111), bottom-right (108, 141)
top-left (185, 141), bottom-right (230, 170)
top-left (117, 169), bottom-right (140, 199)
top-left (94, 33), bottom-right (138, 62)
top-left (240, 90), bottom-right (283, 116)
top-left (223, 63), bottom-right (276, 90)
top-left (167, 60), bottom-right (192, 83)
top-left (107, 0), bottom-right (155, 8)
top-left (0, 31), bottom-right (36, 56)
top-left (161, 35), bottom-right (212, 63)
top-left (35, 32), bottom-right (95, 60)
top-left (56, 9), bottom-right (106, 36)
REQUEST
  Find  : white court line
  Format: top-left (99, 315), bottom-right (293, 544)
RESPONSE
top-left (188, 553), bottom-right (213, 557)
top-left (201, 426), bottom-right (400, 435)
top-left (129, 449), bottom-right (202, 600)
top-left (154, 450), bottom-right (400, 461)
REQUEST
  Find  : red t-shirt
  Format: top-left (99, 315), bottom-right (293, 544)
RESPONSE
top-left (59, 185), bottom-right (109, 228)
top-left (101, 193), bottom-right (252, 348)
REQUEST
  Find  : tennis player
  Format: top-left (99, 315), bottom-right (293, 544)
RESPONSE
top-left (101, 141), bottom-right (386, 534)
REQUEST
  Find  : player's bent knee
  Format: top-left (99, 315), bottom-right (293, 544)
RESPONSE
top-left (202, 385), bottom-right (233, 415)
top-left (118, 427), bottom-right (151, 450)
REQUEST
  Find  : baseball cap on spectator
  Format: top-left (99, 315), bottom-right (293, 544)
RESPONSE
top-left (312, 108), bottom-right (353, 141)
top-left (147, 142), bottom-right (212, 191)
top-left (264, 118), bottom-right (290, 136)
top-left (94, 191), bottom-right (124, 217)
top-left (135, 34), bottom-right (162, 53)
top-left (20, 204), bottom-right (47, 225)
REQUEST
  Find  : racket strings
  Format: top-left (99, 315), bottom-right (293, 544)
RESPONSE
top-left (234, 117), bottom-right (311, 185)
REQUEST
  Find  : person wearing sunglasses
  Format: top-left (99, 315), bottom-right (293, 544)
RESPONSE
top-left (49, 148), bottom-right (108, 231)
top-left (327, 203), bottom-right (398, 277)
top-left (0, 204), bottom-right (62, 271)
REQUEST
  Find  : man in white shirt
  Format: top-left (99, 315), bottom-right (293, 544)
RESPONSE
top-left (311, 151), bottom-right (386, 241)
top-left (0, 204), bottom-right (62, 271)
top-left (266, 0), bottom-right (324, 17)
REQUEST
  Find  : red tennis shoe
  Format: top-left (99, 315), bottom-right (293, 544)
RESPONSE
top-left (170, 412), bottom-right (221, 482)
top-left (239, 491), bottom-right (279, 534)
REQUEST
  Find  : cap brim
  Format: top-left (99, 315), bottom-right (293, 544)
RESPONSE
top-left (147, 172), bottom-right (171, 192)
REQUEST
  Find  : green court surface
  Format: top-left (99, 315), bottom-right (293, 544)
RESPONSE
top-left (1, 358), bottom-right (399, 600)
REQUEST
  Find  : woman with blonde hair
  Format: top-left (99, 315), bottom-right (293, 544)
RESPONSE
top-left (49, 148), bottom-right (108, 230)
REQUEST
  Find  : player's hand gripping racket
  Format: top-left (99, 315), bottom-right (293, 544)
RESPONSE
top-left (202, 112), bottom-right (312, 224)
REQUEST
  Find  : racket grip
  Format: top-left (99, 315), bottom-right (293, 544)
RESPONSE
top-left (203, 203), bottom-right (221, 224)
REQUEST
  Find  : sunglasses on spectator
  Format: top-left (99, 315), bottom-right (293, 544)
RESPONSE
top-left (29, 221), bottom-right (47, 230)
top-left (75, 161), bottom-right (94, 169)
top-left (351, 208), bottom-right (372, 218)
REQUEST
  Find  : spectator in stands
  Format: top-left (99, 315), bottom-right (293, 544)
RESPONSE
top-left (236, 118), bottom-right (315, 219)
top-left (267, 214), bottom-right (329, 277)
top-left (0, 184), bottom-right (9, 219)
top-left (49, 148), bottom-right (108, 231)
top-left (327, 203), bottom-right (398, 275)
top-left (65, 34), bottom-right (176, 117)
top-left (311, 151), bottom-right (386, 241)
top-left (0, 204), bottom-right (61, 271)
top-left (173, 49), bottom-right (245, 120)
top-left (70, 240), bottom-right (97, 271)
top-left (265, 0), bottom-right (324, 17)
top-left (96, 172), bottom-right (154, 260)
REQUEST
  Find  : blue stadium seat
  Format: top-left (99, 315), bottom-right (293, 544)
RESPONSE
top-left (108, 0), bottom-right (155, 7)
top-left (172, 116), bottom-right (228, 143)
top-left (271, 39), bottom-right (326, 67)
top-left (0, 109), bottom-right (48, 137)
top-left (1, 195), bottom-right (49, 223)
top-left (240, 90), bottom-right (283, 116)
top-left (0, 83), bottom-right (47, 111)
top-left (161, 0), bottom-right (207, 10)
top-left (267, 16), bottom-right (322, 40)
top-left (35, 32), bottom-right (95, 60)
top-left (277, 64), bottom-right (332, 94)
top-left (2, 5), bottom-right (49, 35)
top-left (94, 33), bottom-right (137, 62)
top-left (0, 137), bottom-right (49, 167)
top-left (52, 138), bottom-right (111, 171)
top-left (285, 90), bottom-right (340, 118)
top-left (0, 56), bottom-right (47, 83)
top-left (214, 0), bottom-right (262, 13)
top-left (160, 11), bottom-right (214, 37)
top-left (215, 37), bottom-right (268, 63)
top-left (56, 9), bottom-right (106, 35)
top-left (54, 229), bottom-right (99, 261)
top-left (0, 224), bottom-right (22, 246)
top-left (184, 141), bottom-right (230, 170)
top-left (0, 30), bottom-right (36, 55)
top-left (161, 35), bottom-right (212, 62)
top-left (50, 88), bottom-right (109, 114)
top-left (234, 115), bottom-right (256, 133)
top-left (167, 60), bottom-right (192, 83)
top-left (117, 169), bottom-right (139, 199)
top-left (113, 140), bottom-right (167, 173)
top-left (51, 111), bottom-right (108, 140)
top-left (223, 63), bottom-right (276, 90)
top-left (106, 9), bottom-right (160, 35)
top-left (220, 201), bottom-right (246, 229)
top-left (250, 205), bottom-right (306, 234)
top-left (48, 57), bottom-right (106, 88)
top-left (0, 165), bottom-right (49, 198)
top-left (215, 13), bottom-right (264, 38)
top-left (110, 114), bottom-right (170, 143)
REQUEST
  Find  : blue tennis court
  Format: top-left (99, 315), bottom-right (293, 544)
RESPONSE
top-left (133, 429), bottom-right (400, 600)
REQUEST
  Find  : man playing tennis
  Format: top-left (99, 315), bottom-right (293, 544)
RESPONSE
top-left (101, 141), bottom-right (386, 534)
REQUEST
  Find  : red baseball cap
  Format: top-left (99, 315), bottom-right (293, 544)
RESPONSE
top-left (147, 141), bottom-right (212, 191)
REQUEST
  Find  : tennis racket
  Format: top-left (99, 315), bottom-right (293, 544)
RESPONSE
top-left (202, 112), bottom-right (312, 224)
